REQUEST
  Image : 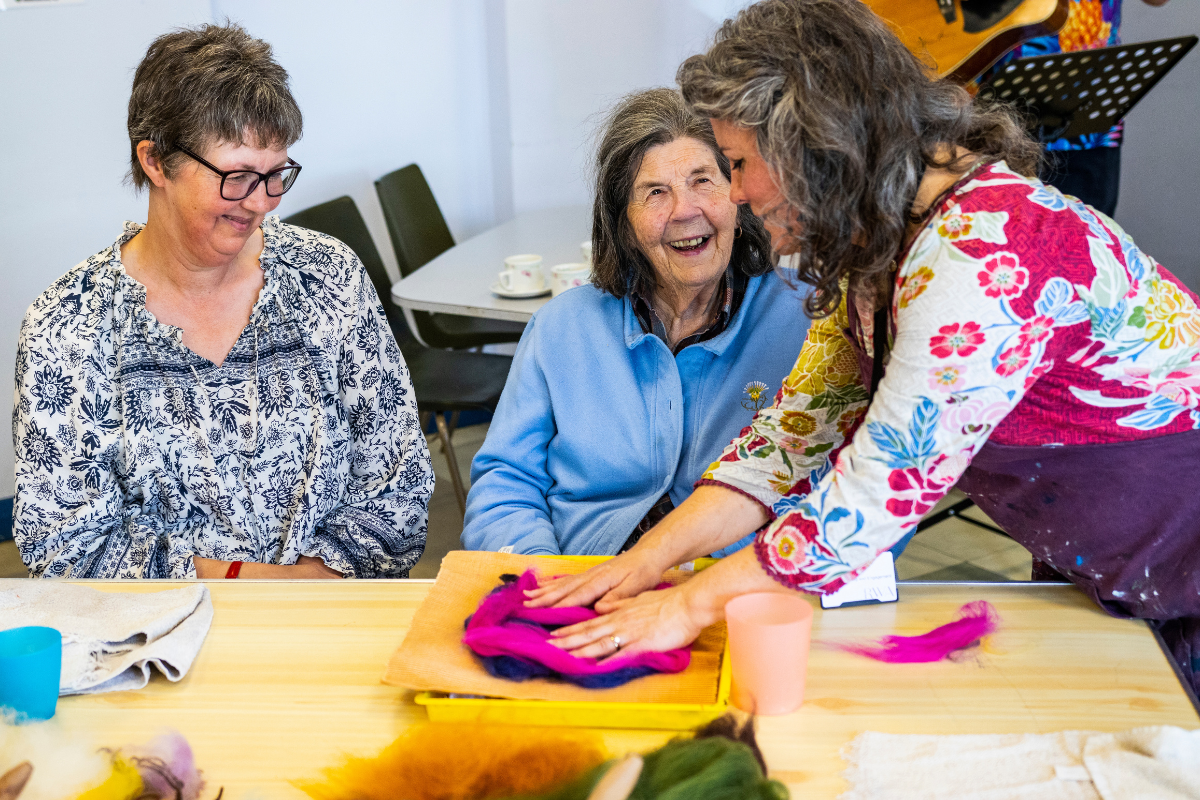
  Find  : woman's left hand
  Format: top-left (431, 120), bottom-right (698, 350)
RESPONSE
top-left (547, 583), bottom-right (715, 660)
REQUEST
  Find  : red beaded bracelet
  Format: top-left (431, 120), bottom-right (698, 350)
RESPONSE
top-left (225, 560), bottom-right (244, 579)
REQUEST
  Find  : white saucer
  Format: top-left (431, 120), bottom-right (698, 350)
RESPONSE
top-left (491, 283), bottom-right (551, 299)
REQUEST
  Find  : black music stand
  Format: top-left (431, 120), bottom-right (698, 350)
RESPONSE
top-left (978, 35), bottom-right (1197, 143)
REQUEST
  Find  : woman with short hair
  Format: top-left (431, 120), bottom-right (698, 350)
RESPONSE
top-left (461, 88), bottom-right (809, 557)
top-left (534, 0), bottom-right (1200, 694)
top-left (13, 23), bottom-right (433, 579)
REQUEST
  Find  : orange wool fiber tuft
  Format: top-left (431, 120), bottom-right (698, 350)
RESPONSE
top-left (296, 724), bottom-right (608, 800)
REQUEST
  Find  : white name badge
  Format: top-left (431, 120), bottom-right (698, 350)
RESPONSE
top-left (820, 551), bottom-right (899, 610)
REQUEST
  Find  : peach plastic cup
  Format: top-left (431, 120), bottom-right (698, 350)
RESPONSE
top-left (724, 592), bottom-right (814, 715)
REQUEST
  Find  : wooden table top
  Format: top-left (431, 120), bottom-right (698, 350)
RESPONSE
top-left (6, 579), bottom-right (1196, 799)
top-left (389, 205), bottom-right (590, 324)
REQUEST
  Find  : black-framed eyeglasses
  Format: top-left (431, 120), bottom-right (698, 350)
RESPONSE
top-left (175, 144), bottom-right (302, 201)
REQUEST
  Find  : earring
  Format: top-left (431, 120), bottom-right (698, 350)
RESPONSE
top-left (734, 226), bottom-right (743, 238)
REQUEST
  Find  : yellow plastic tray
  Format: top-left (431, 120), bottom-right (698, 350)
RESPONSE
top-left (413, 556), bottom-right (730, 730)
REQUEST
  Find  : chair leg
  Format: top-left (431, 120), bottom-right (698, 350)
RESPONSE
top-left (916, 498), bottom-right (1010, 537)
top-left (435, 412), bottom-right (467, 518)
top-left (424, 411), bottom-right (450, 454)
top-left (403, 307), bottom-right (433, 348)
top-left (447, 410), bottom-right (460, 439)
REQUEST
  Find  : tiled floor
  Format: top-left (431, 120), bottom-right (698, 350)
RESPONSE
top-left (895, 495), bottom-right (1032, 582)
top-left (0, 422), bottom-right (1033, 582)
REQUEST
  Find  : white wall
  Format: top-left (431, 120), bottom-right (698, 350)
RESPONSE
top-left (1115, 0), bottom-right (1200, 291)
top-left (216, 0), bottom-right (500, 276)
top-left (502, 0), bottom-right (750, 213)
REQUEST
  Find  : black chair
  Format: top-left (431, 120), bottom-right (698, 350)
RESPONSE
top-left (374, 164), bottom-right (526, 349)
top-left (284, 196), bottom-right (512, 515)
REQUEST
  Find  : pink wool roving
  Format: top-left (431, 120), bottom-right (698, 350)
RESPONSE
top-left (462, 569), bottom-right (691, 687)
top-left (836, 600), bottom-right (1000, 663)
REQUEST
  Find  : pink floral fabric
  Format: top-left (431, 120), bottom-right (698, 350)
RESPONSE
top-left (703, 162), bottom-right (1200, 592)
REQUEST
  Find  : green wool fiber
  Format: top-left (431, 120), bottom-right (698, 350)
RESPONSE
top-left (507, 734), bottom-right (789, 800)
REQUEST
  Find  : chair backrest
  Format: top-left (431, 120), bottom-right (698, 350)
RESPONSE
top-left (374, 164), bottom-right (456, 278)
top-left (282, 196), bottom-right (414, 346)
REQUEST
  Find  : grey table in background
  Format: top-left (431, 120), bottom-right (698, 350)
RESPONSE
top-left (390, 205), bottom-right (590, 326)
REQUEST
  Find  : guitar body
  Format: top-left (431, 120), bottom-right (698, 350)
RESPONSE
top-left (867, 0), bottom-right (1070, 83)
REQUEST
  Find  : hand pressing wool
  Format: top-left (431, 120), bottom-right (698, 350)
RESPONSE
top-left (462, 570), bottom-right (690, 688)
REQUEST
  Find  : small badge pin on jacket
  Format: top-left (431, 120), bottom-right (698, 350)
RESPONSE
top-left (741, 381), bottom-right (769, 412)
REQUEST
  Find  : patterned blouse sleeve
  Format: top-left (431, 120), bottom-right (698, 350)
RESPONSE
top-left (305, 266), bottom-right (434, 578)
top-left (699, 296), bottom-right (870, 514)
top-left (12, 293), bottom-right (181, 578)
top-left (753, 196), bottom-right (1052, 593)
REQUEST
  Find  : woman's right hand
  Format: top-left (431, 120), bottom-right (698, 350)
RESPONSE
top-left (523, 548), bottom-right (670, 613)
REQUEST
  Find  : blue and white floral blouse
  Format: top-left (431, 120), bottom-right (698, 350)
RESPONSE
top-left (12, 216), bottom-right (433, 579)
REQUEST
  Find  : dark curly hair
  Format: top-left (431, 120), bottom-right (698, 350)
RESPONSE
top-left (589, 88), bottom-right (775, 298)
top-left (678, 0), bottom-right (1041, 317)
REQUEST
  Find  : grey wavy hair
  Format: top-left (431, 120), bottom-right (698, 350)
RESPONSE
top-left (127, 23), bottom-right (303, 190)
top-left (589, 88), bottom-right (774, 299)
top-left (677, 0), bottom-right (1041, 317)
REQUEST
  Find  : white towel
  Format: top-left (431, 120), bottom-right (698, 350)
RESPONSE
top-left (0, 583), bottom-right (213, 695)
top-left (840, 726), bottom-right (1200, 800)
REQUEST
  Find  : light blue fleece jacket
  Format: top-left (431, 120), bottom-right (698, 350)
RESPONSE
top-left (461, 271), bottom-right (810, 557)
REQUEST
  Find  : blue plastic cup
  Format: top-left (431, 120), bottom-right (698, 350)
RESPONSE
top-left (0, 626), bottom-right (62, 723)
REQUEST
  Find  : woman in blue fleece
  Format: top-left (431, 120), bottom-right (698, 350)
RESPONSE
top-left (461, 89), bottom-right (809, 557)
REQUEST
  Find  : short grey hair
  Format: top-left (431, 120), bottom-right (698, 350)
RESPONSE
top-left (589, 88), bottom-right (774, 298)
top-left (678, 0), bottom-right (1040, 317)
top-left (127, 23), bottom-right (303, 190)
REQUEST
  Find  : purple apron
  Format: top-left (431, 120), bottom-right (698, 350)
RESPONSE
top-left (846, 286), bottom-right (1200, 699)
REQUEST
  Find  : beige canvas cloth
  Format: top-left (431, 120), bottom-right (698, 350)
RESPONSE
top-left (384, 551), bottom-right (725, 703)
top-left (0, 582), bottom-right (212, 695)
top-left (840, 726), bottom-right (1200, 800)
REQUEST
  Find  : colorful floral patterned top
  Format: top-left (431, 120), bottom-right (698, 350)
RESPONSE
top-left (995, 0), bottom-right (1125, 150)
top-left (700, 161), bottom-right (1200, 593)
top-left (13, 218), bottom-right (434, 579)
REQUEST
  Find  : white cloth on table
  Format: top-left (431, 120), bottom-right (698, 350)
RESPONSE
top-left (0, 582), bottom-right (212, 695)
top-left (840, 726), bottom-right (1200, 800)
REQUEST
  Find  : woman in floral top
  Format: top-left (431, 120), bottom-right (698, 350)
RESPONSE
top-left (533, 0), bottom-right (1200, 694)
top-left (12, 24), bottom-right (432, 579)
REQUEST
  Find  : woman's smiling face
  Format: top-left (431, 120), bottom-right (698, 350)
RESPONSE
top-left (625, 136), bottom-right (739, 294)
top-left (710, 118), bottom-right (799, 255)
top-left (156, 137), bottom-right (290, 265)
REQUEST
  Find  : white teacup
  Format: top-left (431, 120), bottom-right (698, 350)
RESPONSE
top-left (499, 254), bottom-right (545, 293)
top-left (580, 240), bottom-right (593, 264)
top-left (551, 262), bottom-right (592, 297)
